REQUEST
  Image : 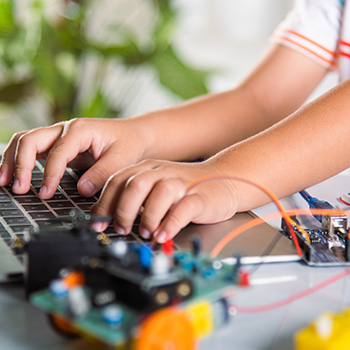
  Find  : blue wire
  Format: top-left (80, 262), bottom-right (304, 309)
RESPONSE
top-left (299, 190), bottom-right (313, 204)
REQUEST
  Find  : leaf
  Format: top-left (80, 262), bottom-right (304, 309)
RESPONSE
top-left (152, 46), bottom-right (208, 99)
top-left (32, 20), bottom-right (74, 105)
top-left (78, 90), bottom-right (120, 118)
top-left (0, 1), bottom-right (16, 38)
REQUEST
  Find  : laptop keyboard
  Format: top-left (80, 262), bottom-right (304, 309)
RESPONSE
top-left (0, 160), bottom-right (140, 272)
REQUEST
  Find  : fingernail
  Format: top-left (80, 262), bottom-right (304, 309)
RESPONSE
top-left (12, 179), bottom-right (20, 191)
top-left (92, 222), bottom-right (105, 232)
top-left (0, 171), bottom-right (6, 186)
top-left (155, 231), bottom-right (167, 243)
top-left (39, 185), bottom-right (48, 198)
top-left (80, 180), bottom-right (95, 197)
top-left (114, 226), bottom-right (126, 235)
top-left (140, 228), bottom-right (151, 239)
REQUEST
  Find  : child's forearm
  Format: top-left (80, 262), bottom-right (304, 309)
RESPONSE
top-left (208, 79), bottom-right (350, 211)
top-left (136, 45), bottom-right (328, 161)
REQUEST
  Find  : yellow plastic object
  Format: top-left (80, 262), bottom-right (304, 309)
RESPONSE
top-left (185, 301), bottom-right (213, 338)
top-left (136, 307), bottom-right (196, 350)
top-left (295, 309), bottom-right (350, 350)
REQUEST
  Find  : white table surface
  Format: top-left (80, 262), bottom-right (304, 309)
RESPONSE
top-left (1, 143), bottom-right (350, 350)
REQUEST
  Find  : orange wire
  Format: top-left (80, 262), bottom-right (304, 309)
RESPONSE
top-left (339, 196), bottom-right (350, 206)
top-left (185, 175), bottom-right (306, 256)
top-left (210, 208), bottom-right (349, 258)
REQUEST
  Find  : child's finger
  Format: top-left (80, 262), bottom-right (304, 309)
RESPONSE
top-left (153, 193), bottom-right (204, 243)
top-left (0, 131), bottom-right (27, 186)
top-left (91, 162), bottom-right (153, 221)
top-left (77, 141), bottom-right (142, 198)
top-left (12, 125), bottom-right (64, 194)
top-left (39, 121), bottom-right (97, 198)
top-left (139, 177), bottom-right (185, 237)
top-left (112, 171), bottom-right (160, 234)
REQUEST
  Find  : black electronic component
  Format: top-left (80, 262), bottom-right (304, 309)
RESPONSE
top-left (192, 235), bottom-right (201, 256)
top-left (281, 217), bottom-right (349, 266)
top-left (83, 245), bottom-right (194, 312)
top-left (24, 210), bottom-right (108, 297)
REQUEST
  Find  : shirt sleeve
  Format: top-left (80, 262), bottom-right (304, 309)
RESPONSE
top-left (271, 0), bottom-right (344, 69)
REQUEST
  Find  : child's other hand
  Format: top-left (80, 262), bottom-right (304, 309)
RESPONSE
top-left (0, 118), bottom-right (152, 198)
top-left (91, 159), bottom-right (238, 243)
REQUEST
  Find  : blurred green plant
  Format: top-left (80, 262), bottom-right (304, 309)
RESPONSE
top-left (0, 0), bottom-right (209, 139)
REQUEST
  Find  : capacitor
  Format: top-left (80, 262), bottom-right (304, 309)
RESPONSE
top-left (139, 244), bottom-right (153, 268)
top-left (49, 279), bottom-right (68, 298)
top-left (102, 305), bottom-right (124, 327)
top-left (151, 252), bottom-right (170, 277)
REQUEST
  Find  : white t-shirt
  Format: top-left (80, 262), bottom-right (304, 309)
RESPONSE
top-left (272, 0), bottom-right (350, 81)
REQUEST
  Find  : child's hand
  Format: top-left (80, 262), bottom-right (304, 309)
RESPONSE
top-left (91, 159), bottom-right (238, 243)
top-left (0, 118), bottom-right (152, 198)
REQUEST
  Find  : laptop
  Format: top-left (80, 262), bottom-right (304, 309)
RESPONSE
top-left (0, 154), bottom-right (299, 281)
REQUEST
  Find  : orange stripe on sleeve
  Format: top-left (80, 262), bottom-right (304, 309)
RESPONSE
top-left (283, 29), bottom-right (336, 56)
top-left (340, 51), bottom-right (350, 58)
top-left (275, 35), bottom-right (336, 66)
top-left (340, 40), bottom-right (350, 47)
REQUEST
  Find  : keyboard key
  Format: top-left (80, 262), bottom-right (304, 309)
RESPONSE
top-left (70, 196), bottom-right (95, 204)
top-left (0, 209), bottom-right (25, 218)
top-left (31, 180), bottom-right (43, 187)
top-left (0, 202), bottom-right (17, 209)
top-left (46, 194), bottom-right (67, 201)
top-left (49, 201), bottom-right (74, 209)
top-left (22, 204), bottom-right (48, 212)
top-left (60, 175), bottom-right (76, 183)
top-left (36, 220), bottom-right (60, 227)
top-left (0, 194), bottom-right (11, 201)
top-left (16, 197), bottom-right (42, 204)
top-left (5, 217), bottom-right (31, 226)
top-left (31, 172), bottom-right (44, 179)
top-left (54, 208), bottom-right (77, 216)
top-left (64, 189), bottom-right (80, 196)
top-left (10, 225), bottom-right (32, 233)
top-left (13, 190), bottom-right (36, 197)
top-left (0, 230), bottom-right (11, 238)
top-left (77, 203), bottom-right (92, 211)
top-left (29, 212), bottom-right (56, 220)
top-left (59, 182), bottom-right (77, 190)
top-left (32, 166), bottom-right (41, 173)
top-left (3, 237), bottom-right (12, 246)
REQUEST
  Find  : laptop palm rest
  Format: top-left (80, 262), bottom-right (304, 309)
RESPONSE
top-left (173, 212), bottom-right (300, 265)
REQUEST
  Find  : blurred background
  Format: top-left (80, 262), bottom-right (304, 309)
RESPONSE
top-left (0, 0), bottom-right (309, 143)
